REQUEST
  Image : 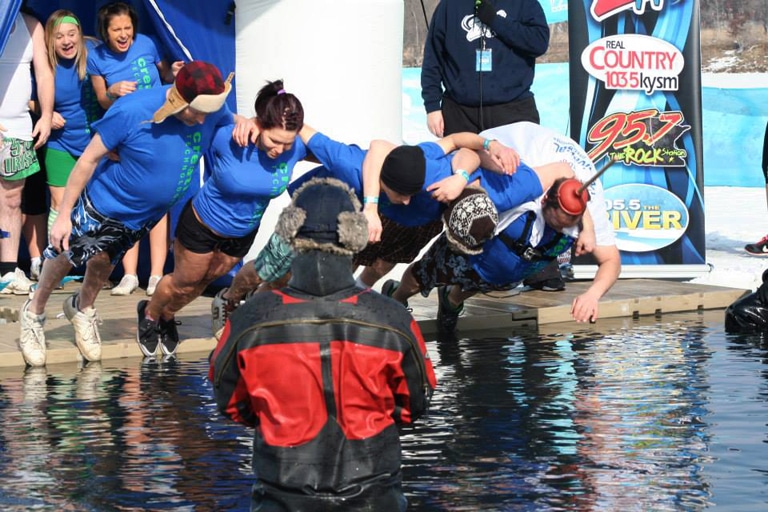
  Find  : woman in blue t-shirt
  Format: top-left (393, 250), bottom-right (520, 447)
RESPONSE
top-left (87, 1), bottom-right (179, 109)
top-left (137, 80), bottom-right (309, 358)
top-left (87, 1), bottom-right (183, 297)
top-left (32, 11), bottom-right (101, 242)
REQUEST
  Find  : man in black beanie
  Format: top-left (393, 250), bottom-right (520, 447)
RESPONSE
top-left (209, 178), bottom-right (437, 512)
top-left (379, 145), bottom-right (427, 196)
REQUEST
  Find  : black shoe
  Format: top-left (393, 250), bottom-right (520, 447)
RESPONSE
top-left (158, 317), bottom-right (181, 357)
top-left (136, 300), bottom-right (160, 357)
top-left (436, 286), bottom-right (463, 334)
top-left (381, 279), bottom-right (409, 309)
top-left (525, 276), bottom-right (566, 292)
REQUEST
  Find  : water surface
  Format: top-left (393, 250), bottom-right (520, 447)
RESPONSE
top-left (1, 310), bottom-right (767, 511)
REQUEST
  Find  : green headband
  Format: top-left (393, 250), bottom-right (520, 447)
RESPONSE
top-left (55, 15), bottom-right (80, 27)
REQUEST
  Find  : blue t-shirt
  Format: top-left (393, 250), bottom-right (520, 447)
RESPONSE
top-left (296, 133), bottom-right (453, 227)
top-left (86, 86), bottom-right (233, 230)
top-left (295, 132), bottom-right (366, 194)
top-left (478, 162), bottom-right (543, 212)
top-left (471, 215), bottom-right (575, 286)
top-left (470, 162), bottom-right (574, 287)
top-left (193, 123), bottom-right (308, 237)
top-left (379, 141), bottom-right (453, 227)
top-left (47, 41), bottom-right (102, 156)
top-left (87, 33), bottom-right (163, 90)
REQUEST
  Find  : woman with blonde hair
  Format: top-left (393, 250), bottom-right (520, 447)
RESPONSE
top-left (29, 10), bottom-right (100, 278)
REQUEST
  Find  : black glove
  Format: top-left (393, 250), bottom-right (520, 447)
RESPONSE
top-left (476, 0), bottom-right (497, 26)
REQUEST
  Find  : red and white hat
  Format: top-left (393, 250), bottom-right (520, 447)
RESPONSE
top-left (153, 61), bottom-right (233, 123)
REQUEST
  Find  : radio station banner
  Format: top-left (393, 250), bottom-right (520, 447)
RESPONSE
top-left (568, 0), bottom-right (707, 278)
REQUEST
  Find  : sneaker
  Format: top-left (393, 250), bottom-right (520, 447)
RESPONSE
top-left (526, 276), bottom-right (566, 292)
top-left (146, 275), bottom-right (162, 296)
top-left (381, 279), bottom-right (409, 309)
top-left (436, 285), bottom-right (463, 334)
top-left (63, 293), bottom-right (102, 362)
top-left (136, 300), bottom-right (160, 357)
top-left (111, 274), bottom-right (139, 296)
top-left (19, 299), bottom-right (47, 367)
top-left (212, 288), bottom-right (238, 340)
top-left (0, 268), bottom-right (34, 295)
top-left (30, 258), bottom-right (42, 281)
top-left (745, 234), bottom-right (768, 256)
top-left (158, 317), bottom-right (181, 357)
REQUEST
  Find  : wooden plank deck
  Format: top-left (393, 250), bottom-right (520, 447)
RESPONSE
top-left (0, 279), bottom-right (750, 369)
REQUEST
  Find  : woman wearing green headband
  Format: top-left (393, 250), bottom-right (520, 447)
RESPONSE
top-left (26, 10), bottom-right (100, 279)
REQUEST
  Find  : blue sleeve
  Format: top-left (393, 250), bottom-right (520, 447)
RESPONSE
top-left (305, 132), bottom-right (365, 193)
top-left (481, 163), bottom-right (543, 211)
top-left (86, 45), bottom-right (102, 76)
top-left (418, 141), bottom-right (447, 159)
top-left (146, 34), bottom-right (165, 62)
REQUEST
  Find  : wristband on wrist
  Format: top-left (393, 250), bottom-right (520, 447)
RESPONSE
top-left (106, 90), bottom-right (116, 101)
top-left (483, 138), bottom-right (494, 151)
top-left (456, 169), bottom-right (471, 181)
top-left (363, 196), bottom-right (379, 204)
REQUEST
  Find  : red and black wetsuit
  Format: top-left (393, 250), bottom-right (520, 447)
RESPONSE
top-left (209, 252), bottom-right (437, 511)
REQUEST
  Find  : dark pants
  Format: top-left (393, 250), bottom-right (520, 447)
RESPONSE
top-left (442, 95), bottom-right (540, 135)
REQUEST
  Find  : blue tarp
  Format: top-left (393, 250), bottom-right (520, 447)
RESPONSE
top-left (0, 0), bottom-right (22, 55)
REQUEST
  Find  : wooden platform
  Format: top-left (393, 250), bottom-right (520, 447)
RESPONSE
top-left (0, 279), bottom-right (750, 369)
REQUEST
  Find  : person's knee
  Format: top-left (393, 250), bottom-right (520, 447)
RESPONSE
top-left (0, 185), bottom-right (24, 211)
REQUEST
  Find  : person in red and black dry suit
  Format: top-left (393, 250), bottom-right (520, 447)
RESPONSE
top-left (209, 177), bottom-right (437, 512)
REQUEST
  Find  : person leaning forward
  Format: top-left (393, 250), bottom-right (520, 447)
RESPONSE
top-left (18, 60), bottom-right (251, 367)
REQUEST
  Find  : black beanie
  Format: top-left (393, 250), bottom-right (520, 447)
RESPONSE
top-left (380, 145), bottom-right (426, 196)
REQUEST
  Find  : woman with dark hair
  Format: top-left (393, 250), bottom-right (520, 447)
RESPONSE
top-left (88, 1), bottom-right (179, 109)
top-left (88, 1), bottom-right (183, 297)
top-left (136, 80), bottom-right (309, 358)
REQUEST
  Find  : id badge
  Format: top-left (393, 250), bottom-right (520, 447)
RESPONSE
top-left (476, 48), bottom-right (492, 72)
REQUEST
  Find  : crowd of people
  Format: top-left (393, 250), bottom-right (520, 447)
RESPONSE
top-left (1, 1), bottom-right (627, 508)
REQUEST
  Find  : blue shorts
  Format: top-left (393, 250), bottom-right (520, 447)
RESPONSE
top-left (43, 191), bottom-right (151, 267)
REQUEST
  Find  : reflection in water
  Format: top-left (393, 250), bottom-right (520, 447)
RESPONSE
top-left (0, 312), bottom-right (767, 510)
top-left (0, 359), bottom-right (253, 511)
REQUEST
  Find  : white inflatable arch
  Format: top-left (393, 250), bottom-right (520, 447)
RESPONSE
top-left (235, 0), bottom-right (404, 259)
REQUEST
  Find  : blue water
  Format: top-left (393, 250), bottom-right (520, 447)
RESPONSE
top-left (402, 65), bottom-right (768, 188)
top-left (1, 310), bottom-right (767, 510)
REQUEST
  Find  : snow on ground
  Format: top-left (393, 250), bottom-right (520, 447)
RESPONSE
top-left (690, 186), bottom-right (767, 292)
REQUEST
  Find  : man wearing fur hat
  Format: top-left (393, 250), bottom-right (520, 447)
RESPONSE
top-left (19, 61), bottom-right (248, 367)
top-left (387, 161), bottom-right (621, 334)
top-left (209, 178), bottom-right (437, 511)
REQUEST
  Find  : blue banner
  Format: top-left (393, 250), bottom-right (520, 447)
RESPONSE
top-left (568, 0), bottom-right (706, 277)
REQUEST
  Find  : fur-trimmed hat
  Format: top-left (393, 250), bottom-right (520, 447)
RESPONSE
top-left (275, 177), bottom-right (369, 256)
top-left (443, 187), bottom-right (499, 255)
